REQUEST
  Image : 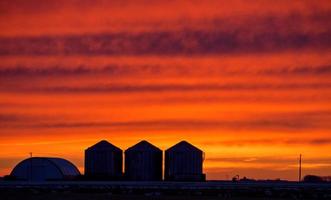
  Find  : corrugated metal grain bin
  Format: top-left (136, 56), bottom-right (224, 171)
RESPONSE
top-left (165, 141), bottom-right (205, 181)
top-left (11, 157), bottom-right (80, 181)
top-left (85, 140), bottom-right (123, 180)
top-left (125, 140), bottom-right (162, 181)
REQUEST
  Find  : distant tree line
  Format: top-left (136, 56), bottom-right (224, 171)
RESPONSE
top-left (303, 175), bottom-right (331, 183)
top-left (229, 175), bottom-right (331, 183)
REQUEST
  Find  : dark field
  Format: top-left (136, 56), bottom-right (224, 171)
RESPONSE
top-left (0, 193), bottom-right (304, 200)
top-left (1, 181), bottom-right (331, 200)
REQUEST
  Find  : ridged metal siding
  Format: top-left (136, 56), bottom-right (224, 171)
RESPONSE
top-left (85, 140), bottom-right (123, 179)
top-left (165, 141), bottom-right (205, 181)
top-left (125, 140), bottom-right (162, 181)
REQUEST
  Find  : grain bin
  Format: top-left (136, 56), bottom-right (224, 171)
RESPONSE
top-left (125, 140), bottom-right (162, 181)
top-left (85, 140), bottom-right (123, 180)
top-left (165, 141), bottom-right (205, 181)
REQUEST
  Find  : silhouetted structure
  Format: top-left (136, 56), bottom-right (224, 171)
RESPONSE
top-left (85, 140), bottom-right (122, 180)
top-left (303, 175), bottom-right (324, 183)
top-left (165, 141), bottom-right (205, 181)
top-left (125, 140), bottom-right (162, 181)
top-left (10, 157), bottom-right (80, 181)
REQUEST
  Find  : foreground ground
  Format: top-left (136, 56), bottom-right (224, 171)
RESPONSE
top-left (1, 181), bottom-right (331, 200)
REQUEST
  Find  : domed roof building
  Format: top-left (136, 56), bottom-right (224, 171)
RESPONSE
top-left (11, 157), bottom-right (80, 181)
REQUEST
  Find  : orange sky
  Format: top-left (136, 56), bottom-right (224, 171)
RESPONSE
top-left (0, 0), bottom-right (331, 180)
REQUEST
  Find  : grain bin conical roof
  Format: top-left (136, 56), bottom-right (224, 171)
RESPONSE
top-left (126, 140), bottom-right (161, 152)
top-left (87, 140), bottom-right (122, 151)
top-left (166, 141), bottom-right (202, 152)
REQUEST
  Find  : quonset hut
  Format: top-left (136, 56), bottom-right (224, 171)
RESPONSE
top-left (125, 140), bottom-right (162, 181)
top-left (10, 157), bottom-right (80, 181)
top-left (85, 140), bottom-right (123, 180)
top-left (165, 141), bottom-right (205, 181)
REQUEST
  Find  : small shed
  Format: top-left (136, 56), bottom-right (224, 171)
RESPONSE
top-left (125, 140), bottom-right (162, 181)
top-left (10, 157), bottom-right (80, 181)
top-left (165, 141), bottom-right (205, 181)
top-left (85, 140), bottom-right (123, 179)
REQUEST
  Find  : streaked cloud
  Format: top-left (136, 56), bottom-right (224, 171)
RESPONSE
top-left (202, 138), bottom-right (331, 147)
top-left (1, 64), bottom-right (331, 77)
top-left (0, 27), bottom-right (330, 56)
top-left (1, 110), bottom-right (330, 132)
top-left (1, 8), bottom-right (331, 55)
top-left (1, 82), bottom-right (330, 93)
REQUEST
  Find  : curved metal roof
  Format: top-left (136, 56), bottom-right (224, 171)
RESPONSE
top-left (11, 157), bottom-right (80, 178)
top-left (126, 140), bottom-right (161, 152)
top-left (46, 157), bottom-right (80, 176)
top-left (166, 141), bottom-right (202, 152)
top-left (86, 140), bottom-right (122, 152)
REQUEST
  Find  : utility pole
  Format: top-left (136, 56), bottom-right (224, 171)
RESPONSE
top-left (299, 154), bottom-right (302, 182)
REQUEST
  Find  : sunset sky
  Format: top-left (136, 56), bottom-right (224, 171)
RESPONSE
top-left (0, 0), bottom-right (331, 180)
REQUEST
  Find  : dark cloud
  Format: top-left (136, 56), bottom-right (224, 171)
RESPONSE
top-left (0, 113), bottom-right (36, 129)
top-left (3, 82), bottom-right (330, 93)
top-left (206, 156), bottom-right (331, 164)
top-left (1, 65), bottom-right (331, 78)
top-left (259, 65), bottom-right (331, 76)
top-left (132, 94), bottom-right (330, 105)
top-left (0, 12), bottom-right (330, 55)
top-left (202, 137), bottom-right (331, 147)
top-left (16, 119), bottom-right (329, 132)
top-left (309, 138), bottom-right (331, 145)
top-left (0, 114), bottom-right (21, 122)
top-left (0, 30), bottom-right (329, 56)
top-left (2, 110), bottom-right (330, 132)
top-left (0, 65), bottom-right (163, 77)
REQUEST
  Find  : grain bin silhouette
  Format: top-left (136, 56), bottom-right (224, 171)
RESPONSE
top-left (165, 141), bottom-right (205, 181)
top-left (85, 140), bottom-right (123, 180)
top-left (125, 140), bottom-right (162, 181)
